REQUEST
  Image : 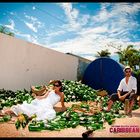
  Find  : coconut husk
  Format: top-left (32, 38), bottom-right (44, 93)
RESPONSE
top-left (72, 101), bottom-right (102, 116)
top-left (31, 85), bottom-right (48, 96)
top-left (97, 90), bottom-right (108, 97)
top-left (87, 101), bottom-right (97, 106)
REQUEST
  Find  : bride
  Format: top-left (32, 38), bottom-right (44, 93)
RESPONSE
top-left (1, 80), bottom-right (66, 121)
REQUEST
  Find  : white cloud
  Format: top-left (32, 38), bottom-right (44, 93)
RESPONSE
top-left (60, 3), bottom-right (74, 19)
top-left (92, 4), bottom-right (112, 23)
top-left (92, 3), bottom-right (140, 23)
top-left (24, 22), bottom-right (37, 32)
top-left (5, 19), bottom-right (15, 30)
top-left (71, 8), bottom-right (79, 19)
top-left (45, 22), bottom-right (140, 61)
top-left (9, 12), bottom-right (15, 15)
top-left (24, 14), bottom-right (44, 32)
top-left (32, 6), bottom-right (36, 10)
top-left (59, 3), bottom-right (83, 30)
top-left (78, 14), bottom-right (90, 26)
top-left (15, 31), bottom-right (39, 44)
top-left (79, 25), bottom-right (108, 36)
top-left (91, 3), bottom-right (140, 38)
top-left (46, 33), bottom-right (111, 60)
top-left (40, 3), bottom-right (140, 61)
top-left (38, 30), bottom-right (66, 45)
top-left (57, 3), bottom-right (90, 33)
top-left (90, 3), bottom-right (140, 42)
top-left (46, 30), bottom-right (66, 38)
top-left (112, 3), bottom-right (140, 15)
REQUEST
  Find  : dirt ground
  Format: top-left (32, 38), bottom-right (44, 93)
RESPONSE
top-left (0, 102), bottom-right (140, 138)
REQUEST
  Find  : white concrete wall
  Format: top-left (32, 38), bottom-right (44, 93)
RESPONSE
top-left (0, 33), bottom-right (78, 91)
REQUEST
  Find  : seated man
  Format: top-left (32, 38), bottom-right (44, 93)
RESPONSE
top-left (105, 66), bottom-right (137, 116)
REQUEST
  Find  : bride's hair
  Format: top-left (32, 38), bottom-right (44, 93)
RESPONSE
top-left (48, 80), bottom-right (63, 92)
top-left (54, 80), bottom-right (63, 92)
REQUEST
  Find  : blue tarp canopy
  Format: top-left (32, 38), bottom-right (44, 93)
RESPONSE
top-left (82, 57), bottom-right (125, 95)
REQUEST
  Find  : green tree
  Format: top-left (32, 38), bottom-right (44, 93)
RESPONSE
top-left (116, 45), bottom-right (140, 71)
top-left (95, 49), bottom-right (111, 58)
top-left (0, 25), bottom-right (14, 36)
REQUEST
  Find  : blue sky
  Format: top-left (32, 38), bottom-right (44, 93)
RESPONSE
top-left (0, 2), bottom-right (140, 61)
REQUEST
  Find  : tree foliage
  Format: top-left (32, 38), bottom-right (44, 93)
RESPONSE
top-left (0, 25), bottom-right (14, 36)
top-left (95, 49), bottom-right (111, 58)
top-left (116, 45), bottom-right (140, 71)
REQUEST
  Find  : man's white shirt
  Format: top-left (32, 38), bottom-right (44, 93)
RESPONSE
top-left (117, 76), bottom-right (137, 93)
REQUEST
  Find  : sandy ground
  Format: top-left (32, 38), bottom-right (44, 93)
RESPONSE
top-left (0, 102), bottom-right (140, 138)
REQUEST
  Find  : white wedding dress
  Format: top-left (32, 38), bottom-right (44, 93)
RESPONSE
top-left (11, 90), bottom-right (61, 121)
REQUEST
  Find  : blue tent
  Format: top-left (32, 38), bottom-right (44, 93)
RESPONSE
top-left (82, 57), bottom-right (125, 95)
